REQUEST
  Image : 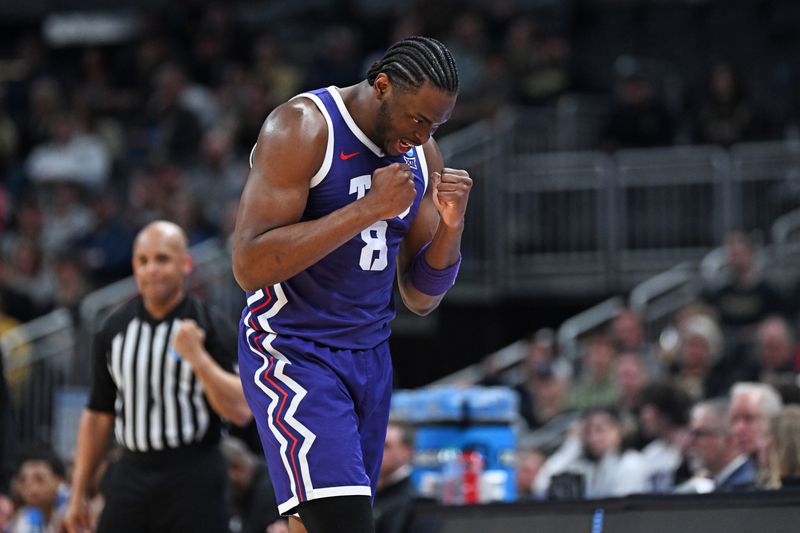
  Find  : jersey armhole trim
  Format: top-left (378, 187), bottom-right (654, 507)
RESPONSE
top-left (294, 93), bottom-right (334, 188)
top-left (417, 145), bottom-right (429, 194)
top-left (247, 94), bottom-right (333, 189)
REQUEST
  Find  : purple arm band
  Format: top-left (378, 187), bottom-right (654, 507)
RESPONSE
top-left (408, 242), bottom-right (462, 296)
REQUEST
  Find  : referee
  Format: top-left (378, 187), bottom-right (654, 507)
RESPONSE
top-left (64, 220), bottom-right (252, 533)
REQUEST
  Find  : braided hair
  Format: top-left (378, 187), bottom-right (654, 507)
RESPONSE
top-left (366, 36), bottom-right (459, 94)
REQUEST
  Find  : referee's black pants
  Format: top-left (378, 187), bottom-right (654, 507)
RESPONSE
top-left (97, 444), bottom-right (230, 533)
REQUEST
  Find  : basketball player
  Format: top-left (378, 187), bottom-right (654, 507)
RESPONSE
top-left (233, 37), bottom-right (470, 533)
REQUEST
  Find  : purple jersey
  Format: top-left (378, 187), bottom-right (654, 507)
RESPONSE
top-left (243, 86), bottom-right (429, 350)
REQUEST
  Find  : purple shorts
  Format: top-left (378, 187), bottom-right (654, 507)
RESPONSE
top-left (238, 322), bottom-right (393, 516)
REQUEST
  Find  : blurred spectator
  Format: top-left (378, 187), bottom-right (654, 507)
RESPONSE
top-left (188, 5), bottom-right (236, 89)
top-left (0, 239), bottom-right (55, 315)
top-left (531, 328), bottom-right (572, 381)
top-left (446, 12), bottom-right (489, 99)
top-left (610, 308), bottom-right (660, 375)
top-left (743, 316), bottom-right (800, 390)
top-left (568, 335), bottom-right (618, 412)
top-left (129, 34), bottom-right (169, 96)
top-left (39, 183), bottom-right (94, 253)
top-left (25, 111), bottom-right (111, 189)
top-left (671, 314), bottom-right (723, 402)
top-left (614, 352), bottom-right (651, 449)
top-left (74, 48), bottom-right (136, 120)
top-left (610, 308), bottom-right (647, 355)
top-left (231, 80), bottom-right (274, 157)
top-left (730, 382), bottom-right (783, 458)
top-left (0, 87), bottom-right (19, 178)
top-left (515, 448), bottom-right (546, 500)
top-left (678, 399), bottom-right (756, 494)
top-left (0, 493), bottom-right (12, 532)
top-left (374, 422), bottom-right (416, 533)
top-left (16, 76), bottom-right (63, 157)
top-left (705, 231), bottom-right (787, 334)
top-left (218, 198), bottom-right (240, 248)
top-left (220, 437), bottom-right (280, 533)
top-left (249, 35), bottom-right (303, 109)
top-left (602, 70), bottom-right (675, 150)
top-left (759, 405), bottom-right (800, 490)
top-left (187, 128), bottom-right (247, 230)
top-left (52, 253), bottom-right (91, 320)
top-left (305, 26), bottom-right (363, 90)
top-left (504, 18), bottom-right (570, 106)
top-left (124, 166), bottom-right (164, 229)
top-left (661, 304), bottom-right (749, 399)
top-left (0, 184), bottom-right (8, 238)
top-left (167, 191), bottom-right (217, 246)
top-left (72, 193), bottom-right (135, 286)
top-left (515, 361), bottom-right (568, 432)
top-left (638, 382), bottom-right (692, 492)
top-left (9, 450), bottom-right (69, 533)
top-left (534, 408), bottom-right (647, 499)
top-left (140, 64), bottom-right (204, 164)
top-left (513, 331), bottom-right (569, 430)
top-left (693, 63), bottom-right (756, 147)
top-left (1, 196), bottom-right (43, 257)
top-left (444, 12), bottom-right (497, 130)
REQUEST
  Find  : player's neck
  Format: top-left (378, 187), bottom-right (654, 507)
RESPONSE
top-left (339, 81), bottom-right (379, 145)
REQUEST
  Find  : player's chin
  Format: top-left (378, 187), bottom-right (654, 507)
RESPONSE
top-left (383, 142), bottom-right (401, 157)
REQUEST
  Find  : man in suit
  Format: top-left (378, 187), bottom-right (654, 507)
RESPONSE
top-left (684, 398), bottom-right (756, 492)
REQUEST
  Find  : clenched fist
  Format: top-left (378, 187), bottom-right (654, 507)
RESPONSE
top-left (172, 319), bottom-right (206, 366)
top-left (366, 163), bottom-right (417, 220)
top-left (431, 168), bottom-right (472, 229)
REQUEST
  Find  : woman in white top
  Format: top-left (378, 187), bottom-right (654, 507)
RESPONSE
top-left (534, 407), bottom-right (648, 499)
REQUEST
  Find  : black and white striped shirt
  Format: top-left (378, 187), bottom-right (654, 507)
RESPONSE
top-left (88, 295), bottom-right (237, 453)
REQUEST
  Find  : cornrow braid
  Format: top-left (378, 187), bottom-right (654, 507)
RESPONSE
top-left (367, 36), bottom-right (459, 94)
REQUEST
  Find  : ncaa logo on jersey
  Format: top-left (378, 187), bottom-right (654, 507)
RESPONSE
top-left (403, 149), bottom-right (417, 169)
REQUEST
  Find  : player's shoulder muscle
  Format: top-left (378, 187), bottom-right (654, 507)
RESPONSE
top-left (250, 97), bottom-right (328, 183)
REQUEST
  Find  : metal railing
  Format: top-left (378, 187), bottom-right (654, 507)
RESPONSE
top-left (439, 104), bottom-right (800, 296)
top-left (501, 151), bottom-right (616, 294)
top-left (438, 116), bottom-right (508, 299)
top-left (629, 262), bottom-right (700, 341)
top-left (1, 308), bottom-right (75, 449)
top-left (730, 141), bottom-right (800, 236)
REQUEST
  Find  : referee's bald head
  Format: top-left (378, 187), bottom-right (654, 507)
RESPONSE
top-left (134, 220), bottom-right (189, 255)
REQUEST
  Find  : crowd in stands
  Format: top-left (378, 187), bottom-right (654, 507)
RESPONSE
top-left (492, 230), bottom-right (800, 500)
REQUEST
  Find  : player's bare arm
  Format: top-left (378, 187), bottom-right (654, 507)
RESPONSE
top-left (233, 98), bottom-right (417, 291)
top-left (397, 138), bottom-right (472, 316)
